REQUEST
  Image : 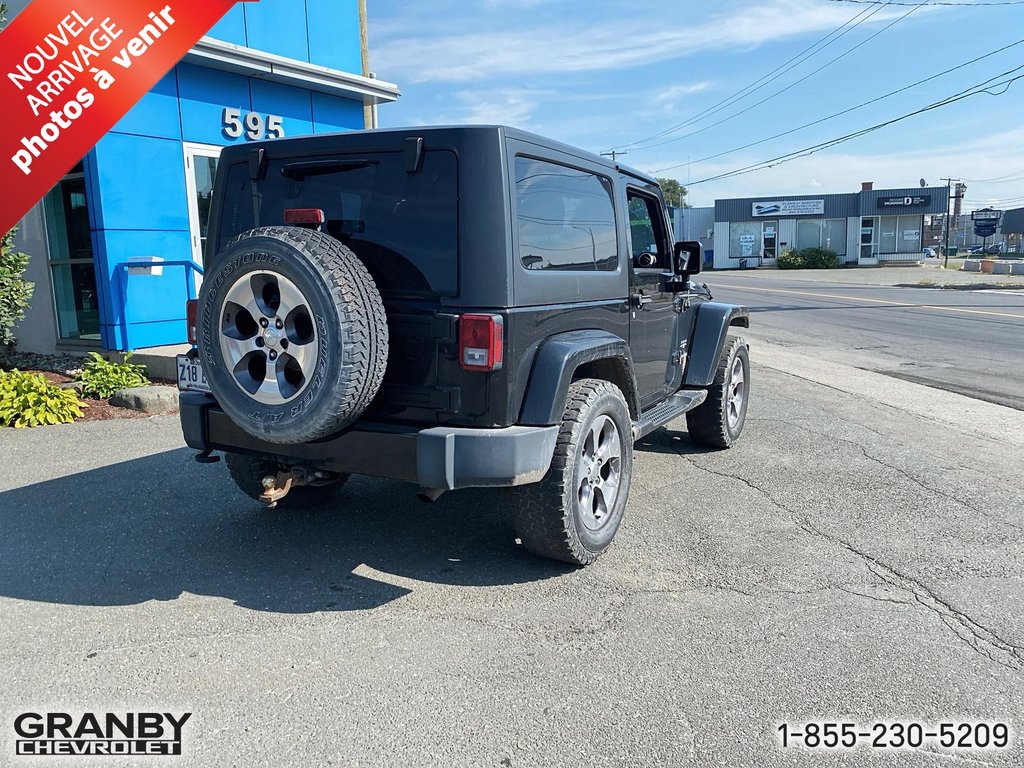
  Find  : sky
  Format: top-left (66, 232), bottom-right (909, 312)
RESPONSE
top-left (367, 0), bottom-right (1024, 210)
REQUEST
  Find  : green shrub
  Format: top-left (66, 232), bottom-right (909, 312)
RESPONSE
top-left (799, 247), bottom-right (840, 269)
top-left (776, 247), bottom-right (840, 270)
top-left (777, 248), bottom-right (804, 269)
top-left (75, 352), bottom-right (149, 398)
top-left (0, 369), bottom-right (85, 427)
top-left (0, 226), bottom-right (35, 347)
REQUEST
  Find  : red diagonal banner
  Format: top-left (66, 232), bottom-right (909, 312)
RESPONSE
top-left (0, 0), bottom-right (255, 236)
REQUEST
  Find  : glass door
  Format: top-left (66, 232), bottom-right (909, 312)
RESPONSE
top-left (860, 217), bottom-right (876, 260)
top-left (761, 221), bottom-right (778, 266)
top-left (184, 143), bottom-right (222, 267)
top-left (43, 164), bottom-right (100, 344)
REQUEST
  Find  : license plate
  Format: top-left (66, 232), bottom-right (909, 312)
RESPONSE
top-left (176, 354), bottom-right (210, 393)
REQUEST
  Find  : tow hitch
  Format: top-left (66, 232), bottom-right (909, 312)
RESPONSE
top-left (259, 469), bottom-right (308, 508)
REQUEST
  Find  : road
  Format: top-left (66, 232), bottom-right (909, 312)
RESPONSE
top-left (2, 343), bottom-right (1022, 766)
top-left (704, 272), bottom-right (1024, 410)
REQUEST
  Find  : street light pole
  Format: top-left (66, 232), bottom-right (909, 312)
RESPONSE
top-left (940, 177), bottom-right (959, 269)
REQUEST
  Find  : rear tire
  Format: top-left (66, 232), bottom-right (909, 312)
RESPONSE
top-left (513, 379), bottom-right (633, 566)
top-left (225, 453), bottom-right (349, 509)
top-left (686, 336), bottom-right (749, 449)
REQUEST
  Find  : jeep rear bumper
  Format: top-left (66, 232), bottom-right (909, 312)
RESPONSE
top-left (179, 392), bottom-right (558, 491)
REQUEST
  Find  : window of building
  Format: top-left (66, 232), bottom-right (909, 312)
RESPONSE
top-left (515, 156), bottom-right (617, 271)
top-left (729, 222), bottom-right (762, 259)
top-left (897, 214), bottom-right (921, 253)
top-left (794, 218), bottom-right (847, 254)
top-left (878, 215), bottom-right (923, 253)
top-left (42, 164), bottom-right (100, 344)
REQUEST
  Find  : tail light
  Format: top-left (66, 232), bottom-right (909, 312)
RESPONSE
top-left (284, 208), bottom-right (325, 227)
top-left (458, 314), bottom-right (503, 372)
top-left (186, 299), bottom-right (199, 345)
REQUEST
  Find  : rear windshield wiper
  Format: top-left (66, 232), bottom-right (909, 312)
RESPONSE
top-left (280, 159), bottom-right (379, 180)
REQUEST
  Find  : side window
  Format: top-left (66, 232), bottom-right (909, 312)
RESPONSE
top-left (515, 156), bottom-right (617, 271)
top-left (627, 190), bottom-right (668, 269)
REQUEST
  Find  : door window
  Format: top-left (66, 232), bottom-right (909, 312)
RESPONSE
top-left (42, 166), bottom-right (100, 343)
top-left (627, 191), bottom-right (668, 268)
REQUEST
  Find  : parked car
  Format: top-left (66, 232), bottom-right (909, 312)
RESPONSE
top-left (969, 244), bottom-right (1003, 255)
top-left (176, 126), bottom-right (751, 566)
top-left (922, 247), bottom-right (937, 258)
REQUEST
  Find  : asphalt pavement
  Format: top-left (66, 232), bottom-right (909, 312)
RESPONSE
top-left (703, 269), bottom-right (1024, 410)
top-left (2, 340), bottom-right (1022, 766)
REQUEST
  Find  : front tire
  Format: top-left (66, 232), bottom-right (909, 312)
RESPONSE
top-left (686, 335), bottom-right (749, 448)
top-left (225, 453), bottom-right (349, 509)
top-left (513, 379), bottom-right (633, 566)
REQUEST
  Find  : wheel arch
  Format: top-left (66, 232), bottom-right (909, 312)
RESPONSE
top-left (683, 302), bottom-right (750, 387)
top-left (518, 330), bottom-right (641, 425)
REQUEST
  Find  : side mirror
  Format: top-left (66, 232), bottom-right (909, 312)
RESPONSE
top-left (673, 241), bottom-right (702, 276)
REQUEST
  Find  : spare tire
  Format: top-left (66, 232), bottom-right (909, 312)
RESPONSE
top-left (197, 226), bottom-right (388, 444)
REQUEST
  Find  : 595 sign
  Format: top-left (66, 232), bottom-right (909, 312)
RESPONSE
top-left (222, 108), bottom-right (285, 141)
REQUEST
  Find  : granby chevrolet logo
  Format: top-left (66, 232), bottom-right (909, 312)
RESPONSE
top-left (13, 711), bottom-right (192, 756)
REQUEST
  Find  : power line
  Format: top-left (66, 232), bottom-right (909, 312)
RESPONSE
top-left (612, 1), bottom-right (890, 151)
top-left (626, 0), bottom-right (928, 154)
top-left (668, 66), bottom-right (1024, 185)
top-left (657, 37), bottom-right (1024, 171)
top-left (829, 0), bottom-right (1024, 5)
top-left (963, 168), bottom-right (1024, 182)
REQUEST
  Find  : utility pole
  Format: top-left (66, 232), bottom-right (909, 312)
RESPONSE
top-left (940, 177), bottom-right (963, 269)
top-left (601, 150), bottom-right (627, 163)
top-left (358, 0), bottom-right (373, 129)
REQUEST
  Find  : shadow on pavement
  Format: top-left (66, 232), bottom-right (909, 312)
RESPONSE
top-left (633, 426), bottom-right (716, 457)
top-left (0, 448), bottom-right (573, 613)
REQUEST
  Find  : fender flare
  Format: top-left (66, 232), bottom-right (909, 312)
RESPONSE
top-left (519, 330), bottom-right (640, 426)
top-left (683, 302), bottom-right (750, 387)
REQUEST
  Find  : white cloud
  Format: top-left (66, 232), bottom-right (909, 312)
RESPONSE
top-left (655, 82), bottom-right (714, 113)
top-left (373, 0), bottom-right (928, 83)
top-left (453, 88), bottom-right (550, 125)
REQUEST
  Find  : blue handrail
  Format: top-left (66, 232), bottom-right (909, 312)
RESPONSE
top-left (114, 259), bottom-right (205, 351)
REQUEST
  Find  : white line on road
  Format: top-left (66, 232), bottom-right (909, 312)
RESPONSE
top-left (708, 283), bottom-right (1024, 320)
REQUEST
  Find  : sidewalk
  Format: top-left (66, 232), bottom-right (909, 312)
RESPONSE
top-left (709, 258), bottom-right (1024, 288)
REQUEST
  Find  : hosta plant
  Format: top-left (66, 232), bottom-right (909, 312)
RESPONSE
top-left (0, 369), bottom-right (85, 427)
top-left (75, 352), bottom-right (149, 399)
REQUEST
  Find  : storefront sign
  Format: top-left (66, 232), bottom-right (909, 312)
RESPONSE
top-left (903, 229), bottom-right (921, 241)
top-left (971, 208), bottom-right (1002, 221)
top-left (752, 199), bottom-right (824, 217)
top-left (877, 195), bottom-right (931, 209)
top-left (0, 0), bottom-right (258, 236)
top-left (738, 233), bottom-right (756, 257)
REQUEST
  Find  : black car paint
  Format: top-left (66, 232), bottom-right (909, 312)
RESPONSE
top-left (194, 125), bottom-right (747, 481)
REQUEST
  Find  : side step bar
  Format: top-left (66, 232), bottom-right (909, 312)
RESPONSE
top-left (632, 390), bottom-right (707, 440)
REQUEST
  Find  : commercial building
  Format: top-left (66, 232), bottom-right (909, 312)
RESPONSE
top-left (12, 0), bottom-right (399, 355)
top-left (694, 184), bottom-right (948, 269)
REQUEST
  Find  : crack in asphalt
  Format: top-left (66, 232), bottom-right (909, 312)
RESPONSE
top-left (671, 448), bottom-right (1023, 673)
top-left (751, 417), bottom-right (1023, 533)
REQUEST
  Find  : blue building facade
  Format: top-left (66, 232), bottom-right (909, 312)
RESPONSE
top-left (15, 0), bottom-right (399, 354)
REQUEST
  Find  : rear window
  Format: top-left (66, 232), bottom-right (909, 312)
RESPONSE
top-left (514, 156), bottom-right (617, 272)
top-left (217, 150), bottom-right (459, 296)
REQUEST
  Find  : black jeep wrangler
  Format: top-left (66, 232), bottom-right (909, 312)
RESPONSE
top-left (178, 126), bottom-right (750, 566)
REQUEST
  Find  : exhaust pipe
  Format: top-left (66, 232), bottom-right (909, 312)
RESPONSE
top-left (417, 487), bottom-right (446, 503)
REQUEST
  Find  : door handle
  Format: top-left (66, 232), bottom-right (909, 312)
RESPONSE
top-left (631, 292), bottom-right (653, 309)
